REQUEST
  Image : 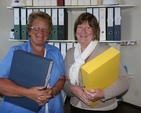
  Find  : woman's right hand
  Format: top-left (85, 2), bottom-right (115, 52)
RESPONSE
top-left (70, 85), bottom-right (90, 106)
top-left (26, 86), bottom-right (51, 106)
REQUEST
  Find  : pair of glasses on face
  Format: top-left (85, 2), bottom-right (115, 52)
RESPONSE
top-left (31, 26), bottom-right (49, 33)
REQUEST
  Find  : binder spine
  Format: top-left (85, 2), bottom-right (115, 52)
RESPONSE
top-left (114, 7), bottom-right (121, 41)
top-left (106, 7), bottom-right (114, 41)
top-left (14, 8), bottom-right (21, 40)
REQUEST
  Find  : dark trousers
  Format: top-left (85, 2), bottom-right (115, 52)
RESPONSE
top-left (71, 105), bottom-right (118, 113)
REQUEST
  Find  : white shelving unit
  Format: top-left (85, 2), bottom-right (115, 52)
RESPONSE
top-left (7, 4), bottom-right (136, 46)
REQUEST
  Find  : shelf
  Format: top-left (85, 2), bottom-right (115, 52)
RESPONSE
top-left (8, 39), bottom-right (137, 46)
top-left (7, 4), bottom-right (134, 10)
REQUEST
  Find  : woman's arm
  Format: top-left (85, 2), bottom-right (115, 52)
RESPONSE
top-left (51, 75), bottom-right (65, 97)
top-left (0, 78), bottom-right (46, 105)
top-left (0, 78), bottom-right (28, 97)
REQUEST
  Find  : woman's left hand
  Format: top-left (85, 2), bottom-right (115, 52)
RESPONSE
top-left (83, 88), bottom-right (105, 102)
top-left (37, 87), bottom-right (53, 106)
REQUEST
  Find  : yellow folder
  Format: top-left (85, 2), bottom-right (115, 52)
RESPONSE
top-left (81, 47), bottom-right (120, 107)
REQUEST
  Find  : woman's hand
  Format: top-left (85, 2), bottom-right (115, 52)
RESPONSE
top-left (84, 88), bottom-right (105, 102)
top-left (26, 86), bottom-right (52, 106)
top-left (70, 85), bottom-right (90, 106)
top-left (37, 86), bottom-right (57, 106)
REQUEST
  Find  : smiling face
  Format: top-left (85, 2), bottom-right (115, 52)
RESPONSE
top-left (26, 11), bottom-right (53, 49)
top-left (76, 21), bottom-right (94, 48)
top-left (74, 12), bottom-right (100, 49)
top-left (29, 18), bottom-right (50, 47)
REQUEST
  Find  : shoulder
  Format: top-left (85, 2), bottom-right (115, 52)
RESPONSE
top-left (45, 43), bottom-right (64, 59)
top-left (95, 42), bottom-right (111, 53)
top-left (89, 42), bottom-right (112, 59)
top-left (45, 43), bottom-right (60, 52)
top-left (97, 42), bottom-right (111, 50)
top-left (65, 47), bottom-right (75, 58)
top-left (67, 47), bottom-right (75, 54)
top-left (10, 41), bottom-right (30, 52)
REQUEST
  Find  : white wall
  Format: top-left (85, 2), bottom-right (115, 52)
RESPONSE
top-left (0, 1), bottom-right (22, 60)
top-left (0, 0), bottom-right (141, 107)
top-left (120, 0), bottom-right (141, 107)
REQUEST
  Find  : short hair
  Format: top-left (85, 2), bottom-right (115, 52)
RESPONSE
top-left (74, 12), bottom-right (100, 41)
top-left (26, 11), bottom-right (53, 36)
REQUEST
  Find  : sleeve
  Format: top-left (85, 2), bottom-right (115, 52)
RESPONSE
top-left (0, 47), bottom-right (15, 78)
top-left (102, 62), bottom-right (130, 101)
top-left (47, 48), bottom-right (65, 87)
top-left (63, 48), bottom-right (74, 97)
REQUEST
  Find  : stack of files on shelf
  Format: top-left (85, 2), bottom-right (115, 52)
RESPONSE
top-left (4, 50), bottom-right (53, 112)
top-left (81, 47), bottom-right (120, 107)
top-left (13, 8), bottom-right (31, 40)
top-left (86, 7), bottom-right (121, 41)
top-left (86, 7), bottom-right (106, 41)
top-left (32, 0), bottom-right (51, 6)
top-left (31, 0), bottom-right (64, 6)
top-left (64, 0), bottom-right (98, 6)
top-left (46, 8), bottom-right (68, 40)
top-left (12, 6), bottom-right (121, 41)
top-left (106, 7), bottom-right (121, 41)
top-left (12, 7), bottom-right (68, 40)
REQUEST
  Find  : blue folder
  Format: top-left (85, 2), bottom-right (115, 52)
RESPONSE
top-left (4, 50), bottom-right (53, 112)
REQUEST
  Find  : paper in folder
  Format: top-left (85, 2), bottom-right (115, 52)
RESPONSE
top-left (4, 50), bottom-right (53, 112)
top-left (81, 47), bottom-right (120, 107)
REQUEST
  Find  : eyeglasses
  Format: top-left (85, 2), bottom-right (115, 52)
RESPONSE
top-left (31, 26), bottom-right (49, 33)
